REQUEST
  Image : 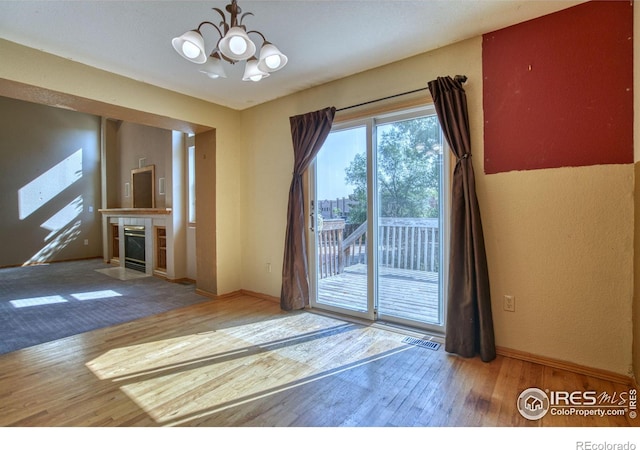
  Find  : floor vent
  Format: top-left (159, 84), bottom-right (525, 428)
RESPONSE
top-left (402, 336), bottom-right (441, 351)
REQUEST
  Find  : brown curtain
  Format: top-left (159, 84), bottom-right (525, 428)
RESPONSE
top-left (428, 76), bottom-right (496, 362)
top-left (281, 107), bottom-right (336, 311)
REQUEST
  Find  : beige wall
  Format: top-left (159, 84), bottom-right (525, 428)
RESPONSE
top-left (240, 33), bottom-right (636, 376)
top-left (0, 38), bottom-right (243, 295)
top-left (0, 96), bottom-right (103, 267)
top-left (486, 165), bottom-right (633, 375)
top-left (114, 121), bottom-right (171, 209)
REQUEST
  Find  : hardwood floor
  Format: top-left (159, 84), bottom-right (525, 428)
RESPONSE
top-left (0, 294), bottom-right (636, 427)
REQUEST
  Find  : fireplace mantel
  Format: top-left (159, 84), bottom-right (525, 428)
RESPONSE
top-left (99, 208), bottom-right (172, 216)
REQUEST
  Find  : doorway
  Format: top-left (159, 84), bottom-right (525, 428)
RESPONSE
top-left (310, 105), bottom-right (448, 333)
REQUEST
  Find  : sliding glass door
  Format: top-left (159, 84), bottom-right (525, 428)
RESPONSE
top-left (310, 106), bottom-right (447, 332)
top-left (375, 113), bottom-right (445, 327)
top-left (310, 122), bottom-right (374, 320)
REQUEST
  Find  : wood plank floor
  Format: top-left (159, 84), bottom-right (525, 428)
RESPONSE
top-left (0, 294), bottom-right (636, 427)
top-left (317, 264), bottom-right (440, 323)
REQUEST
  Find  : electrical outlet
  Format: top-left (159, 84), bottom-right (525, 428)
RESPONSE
top-left (503, 295), bottom-right (515, 312)
top-left (84, 239), bottom-right (89, 246)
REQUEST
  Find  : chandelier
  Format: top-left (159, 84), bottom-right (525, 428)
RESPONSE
top-left (171, 0), bottom-right (288, 82)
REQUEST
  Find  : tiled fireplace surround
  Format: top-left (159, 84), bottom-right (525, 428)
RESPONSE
top-left (99, 209), bottom-right (172, 277)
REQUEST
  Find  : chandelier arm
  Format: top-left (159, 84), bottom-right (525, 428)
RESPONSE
top-left (196, 21), bottom-right (224, 40)
top-left (239, 12), bottom-right (254, 27)
top-left (246, 30), bottom-right (267, 43)
top-left (212, 8), bottom-right (230, 33)
top-left (219, 53), bottom-right (236, 64)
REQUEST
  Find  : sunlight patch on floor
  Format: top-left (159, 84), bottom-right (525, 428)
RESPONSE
top-left (10, 295), bottom-right (67, 308)
top-left (86, 312), bottom-right (413, 425)
top-left (9, 289), bottom-right (123, 308)
top-left (70, 290), bottom-right (122, 301)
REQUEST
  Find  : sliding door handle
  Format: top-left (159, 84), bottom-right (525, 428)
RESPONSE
top-left (310, 200), bottom-right (315, 232)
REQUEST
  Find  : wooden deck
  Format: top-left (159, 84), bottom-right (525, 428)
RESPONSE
top-left (317, 264), bottom-right (441, 324)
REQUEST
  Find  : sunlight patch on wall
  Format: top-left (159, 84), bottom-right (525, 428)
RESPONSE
top-left (23, 220), bottom-right (82, 266)
top-left (10, 295), bottom-right (67, 308)
top-left (40, 196), bottom-right (83, 241)
top-left (18, 148), bottom-right (83, 220)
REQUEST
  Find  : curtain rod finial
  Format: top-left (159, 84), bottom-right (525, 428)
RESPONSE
top-left (454, 75), bottom-right (468, 84)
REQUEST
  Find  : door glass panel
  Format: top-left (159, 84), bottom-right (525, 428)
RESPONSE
top-left (315, 126), bottom-right (369, 315)
top-left (375, 115), bottom-right (443, 325)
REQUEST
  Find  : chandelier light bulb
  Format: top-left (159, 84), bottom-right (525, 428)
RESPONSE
top-left (257, 42), bottom-right (288, 73)
top-left (218, 26), bottom-right (256, 61)
top-left (229, 36), bottom-right (248, 56)
top-left (242, 57), bottom-right (269, 82)
top-left (265, 54), bottom-right (281, 70)
top-left (182, 41), bottom-right (202, 59)
top-left (172, 29), bottom-right (207, 63)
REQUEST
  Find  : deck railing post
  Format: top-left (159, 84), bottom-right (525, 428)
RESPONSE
top-left (337, 228), bottom-right (344, 273)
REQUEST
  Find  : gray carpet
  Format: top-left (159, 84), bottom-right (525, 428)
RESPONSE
top-left (0, 259), bottom-right (210, 355)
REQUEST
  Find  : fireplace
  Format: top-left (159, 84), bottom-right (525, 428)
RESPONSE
top-left (124, 226), bottom-right (146, 272)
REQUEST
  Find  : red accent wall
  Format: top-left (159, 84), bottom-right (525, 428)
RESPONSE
top-left (482, 1), bottom-right (633, 174)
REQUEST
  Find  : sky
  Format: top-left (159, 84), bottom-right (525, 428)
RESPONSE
top-left (316, 123), bottom-right (397, 200)
top-left (316, 126), bottom-right (365, 200)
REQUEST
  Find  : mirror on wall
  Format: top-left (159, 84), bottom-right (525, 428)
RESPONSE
top-left (132, 165), bottom-right (155, 208)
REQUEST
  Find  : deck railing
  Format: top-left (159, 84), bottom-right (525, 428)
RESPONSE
top-left (317, 219), bottom-right (345, 279)
top-left (317, 217), bottom-right (439, 279)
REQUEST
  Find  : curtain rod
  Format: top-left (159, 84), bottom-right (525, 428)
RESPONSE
top-left (335, 75), bottom-right (467, 113)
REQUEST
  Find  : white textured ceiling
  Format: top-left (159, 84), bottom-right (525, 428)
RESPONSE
top-left (0, 1), bottom-right (584, 110)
